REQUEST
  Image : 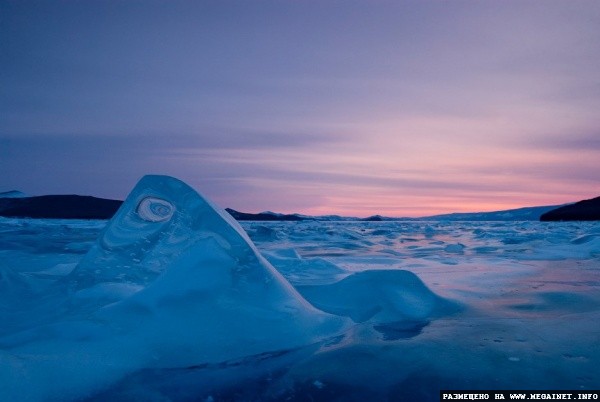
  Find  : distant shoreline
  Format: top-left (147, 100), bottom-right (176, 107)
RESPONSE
top-left (2, 193), bottom-right (598, 221)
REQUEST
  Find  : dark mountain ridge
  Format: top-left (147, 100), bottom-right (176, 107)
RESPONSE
top-left (1, 192), bottom-right (596, 221)
top-left (540, 196), bottom-right (600, 221)
top-left (225, 208), bottom-right (305, 221)
top-left (0, 195), bottom-right (122, 219)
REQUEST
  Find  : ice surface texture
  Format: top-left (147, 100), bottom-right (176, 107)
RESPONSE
top-left (1, 207), bottom-right (599, 401)
top-left (0, 175), bottom-right (457, 401)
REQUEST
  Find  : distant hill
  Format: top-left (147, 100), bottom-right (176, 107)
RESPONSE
top-left (0, 190), bottom-right (28, 198)
top-left (540, 196), bottom-right (600, 221)
top-left (225, 208), bottom-right (306, 221)
top-left (421, 204), bottom-right (567, 221)
top-left (0, 195), bottom-right (122, 219)
top-left (0, 191), bottom-right (585, 222)
top-left (224, 205), bottom-right (564, 222)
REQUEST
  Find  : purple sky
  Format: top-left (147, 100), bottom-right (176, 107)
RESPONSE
top-left (2, 1), bottom-right (599, 217)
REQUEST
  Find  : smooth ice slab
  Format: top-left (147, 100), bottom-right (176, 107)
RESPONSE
top-left (297, 269), bottom-right (459, 324)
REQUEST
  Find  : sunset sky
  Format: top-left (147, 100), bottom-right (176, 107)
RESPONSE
top-left (2, 1), bottom-right (599, 217)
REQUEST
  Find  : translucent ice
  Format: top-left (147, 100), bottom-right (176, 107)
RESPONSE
top-left (0, 175), bottom-right (458, 401)
top-left (297, 269), bottom-right (459, 324)
top-left (1, 176), bottom-right (348, 400)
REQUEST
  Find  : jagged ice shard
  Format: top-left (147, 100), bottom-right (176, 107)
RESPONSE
top-left (71, 175), bottom-right (349, 358)
top-left (0, 175), bottom-right (457, 401)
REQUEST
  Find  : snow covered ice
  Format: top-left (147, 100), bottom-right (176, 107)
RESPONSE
top-left (1, 176), bottom-right (599, 401)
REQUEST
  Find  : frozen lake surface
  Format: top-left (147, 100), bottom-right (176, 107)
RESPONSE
top-left (1, 217), bottom-right (599, 401)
